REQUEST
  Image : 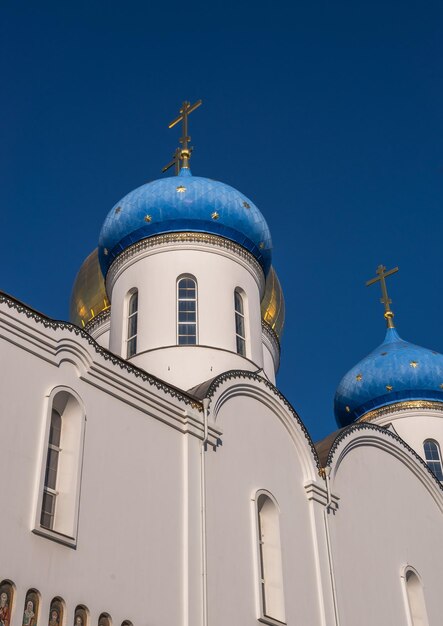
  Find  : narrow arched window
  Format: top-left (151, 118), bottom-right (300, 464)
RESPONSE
top-left (405, 569), bottom-right (429, 626)
top-left (423, 439), bottom-right (443, 481)
top-left (177, 277), bottom-right (197, 345)
top-left (37, 389), bottom-right (86, 545)
top-left (126, 291), bottom-right (138, 358)
top-left (41, 409), bottom-right (62, 529)
top-left (0, 580), bottom-right (15, 626)
top-left (48, 598), bottom-right (64, 626)
top-left (22, 590), bottom-right (39, 626)
top-left (234, 289), bottom-right (246, 356)
top-left (256, 493), bottom-right (285, 623)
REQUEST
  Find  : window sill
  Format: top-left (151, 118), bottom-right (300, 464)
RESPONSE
top-left (32, 526), bottom-right (77, 549)
top-left (258, 616), bottom-right (287, 626)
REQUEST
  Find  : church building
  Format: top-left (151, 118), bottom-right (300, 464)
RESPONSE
top-left (0, 101), bottom-right (442, 626)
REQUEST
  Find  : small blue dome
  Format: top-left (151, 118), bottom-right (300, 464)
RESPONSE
top-left (98, 168), bottom-right (272, 276)
top-left (334, 328), bottom-right (443, 427)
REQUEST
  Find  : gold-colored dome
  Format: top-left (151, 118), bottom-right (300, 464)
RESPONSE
top-left (261, 266), bottom-right (285, 340)
top-left (70, 249), bottom-right (110, 327)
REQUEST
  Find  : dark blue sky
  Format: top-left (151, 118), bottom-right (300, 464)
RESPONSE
top-left (1, 2), bottom-right (442, 441)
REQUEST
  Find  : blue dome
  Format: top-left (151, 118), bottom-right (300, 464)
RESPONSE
top-left (334, 328), bottom-right (443, 427)
top-left (98, 168), bottom-right (272, 276)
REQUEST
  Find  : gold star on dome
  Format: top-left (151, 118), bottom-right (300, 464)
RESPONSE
top-left (144, 215), bottom-right (152, 223)
top-left (345, 406), bottom-right (351, 413)
top-left (386, 385), bottom-right (393, 392)
top-left (176, 185), bottom-right (186, 193)
top-left (356, 374), bottom-right (363, 381)
top-left (243, 201), bottom-right (250, 209)
top-left (115, 206), bottom-right (121, 214)
top-left (211, 212), bottom-right (219, 220)
top-left (410, 361), bottom-right (418, 368)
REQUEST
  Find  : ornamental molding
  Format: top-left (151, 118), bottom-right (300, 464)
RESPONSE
top-left (325, 422), bottom-right (443, 495)
top-left (0, 292), bottom-right (202, 411)
top-left (358, 400), bottom-right (443, 423)
top-left (105, 232), bottom-right (265, 297)
top-left (261, 321), bottom-right (281, 371)
top-left (304, 481), bottom-right (340, 510)
top-left (85, 308), bottom-right (111, 336)
top-left (199, 368), bottom-right (321, 471)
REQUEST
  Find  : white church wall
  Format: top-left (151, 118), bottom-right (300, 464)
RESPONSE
top-left (328, 427), bottom-right (443, 626)
top-left (204, 387), bottom-right (323, 626)
top-left (262, 341), bottom-right (277, 384)
top-left (0, 307), bottom-right (205, 626)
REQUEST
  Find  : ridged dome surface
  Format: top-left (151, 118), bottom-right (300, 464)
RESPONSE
top-left (70, 249), bottom-right (110, 327)
top-left (334, 328), bottom-right (443, 427)
top-left (99, 168), bottom-right (272, 276)
top-left (261, 266), bottom-right (285, 340)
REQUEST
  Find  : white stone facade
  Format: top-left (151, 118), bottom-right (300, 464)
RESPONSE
top-left (0, 285), bottom-right (442, 626)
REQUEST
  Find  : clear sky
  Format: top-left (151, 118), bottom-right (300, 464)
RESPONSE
top-left (1, 1), bottom-right (442, 442)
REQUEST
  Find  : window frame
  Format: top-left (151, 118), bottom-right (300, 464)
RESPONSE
top-left (34, 387), bottom-right (86, 548)
top-left (126, 290), bottom-right (138, 359)
top-left (176, 275), bottom-right (198, 346)
top-left (252, 490), bottom-right (286, 626)
top-left (401, 566), bottom-right (430, 626)
top-left (234, 288), bottom-right (247, 357)
top-left (423, 439), bottom-right (443, 481)
top-left (41, 409), bottom-right (62, 530)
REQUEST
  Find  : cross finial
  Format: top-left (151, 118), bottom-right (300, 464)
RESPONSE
top-left (162, 99), bottom-right (202, 174)
top-left (366, 264), bottom-right (399, 328)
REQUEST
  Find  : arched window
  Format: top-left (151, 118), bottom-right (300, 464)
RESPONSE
top-left (234, 289), bottom-right (246, 356)
top-left (74, 606), bottom-right (88, 626)
top-left (0, 580), bottom-right (15, 626)
top-left (256, 493), bottom-right (285, 623)
top-left (177, 277), bottom-right (197, 345)
top-left (41, 409), bottom-right (62, 529)
top-left (48, 598), bottom-right (64, 626)
top-left (36, 389), bottom-right (86, 545)
top-left (22, 590), bottom-right (39, 626)
top-left (126, 290), bottom-right (138, 358)
top-left (404, 569), bottom-right (429, 626)
top-left (98, 614), bottom-right (111, 626)
top-left (423, 439), bottom-right (443, 481)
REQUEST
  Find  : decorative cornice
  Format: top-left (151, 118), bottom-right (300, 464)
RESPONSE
top-left (200, 368), bottom-right (321, 470)
top-left (262, 321), bottom-right (281, 371)
top-left (0, 292), bottom-right (202, 410)
top-left (85, 308), bottom-right (111, 335)
top-left (304, 481), bottom-right (339, 510)
top-left (358, 400), bottom-right (443, 423)
top-left (325, 421), bottom-right (443, 491)
top-left (105, 232), bottom-right (265, 296)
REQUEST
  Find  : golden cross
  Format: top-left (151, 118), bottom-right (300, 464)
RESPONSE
top-left (162, 99), bottom-right (202, 173)
top-left (162, 147), bottom-right (182, 175)
top-left (366, 264), bottom-right (399, 328)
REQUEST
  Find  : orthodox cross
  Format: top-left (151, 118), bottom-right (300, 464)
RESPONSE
top-left (162, 99), bottom-right (202, 174)
top-left (366, 264), bottom-right (399, 328)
